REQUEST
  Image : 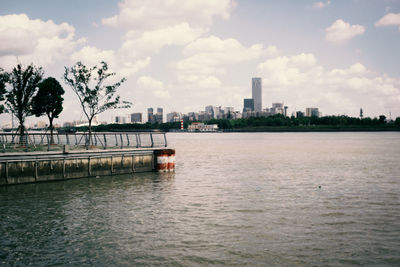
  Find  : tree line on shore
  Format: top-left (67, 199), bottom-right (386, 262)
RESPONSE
top-left (71, 113), bottom-right (400, 133)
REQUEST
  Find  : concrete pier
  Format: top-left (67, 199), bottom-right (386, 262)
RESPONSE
top-left (0, 148), bottom-right (175, 185)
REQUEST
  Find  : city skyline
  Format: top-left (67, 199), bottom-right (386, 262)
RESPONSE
top-left (0, 0), bottom-right (400, 126)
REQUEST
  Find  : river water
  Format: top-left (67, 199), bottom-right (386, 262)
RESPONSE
top-left (1, 132), bottom-right (399, 266)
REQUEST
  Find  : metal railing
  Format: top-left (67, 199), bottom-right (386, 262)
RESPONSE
top-left (0, 132), bottom-right (167, 152)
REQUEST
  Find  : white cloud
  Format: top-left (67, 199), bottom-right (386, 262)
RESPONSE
top-left (325, 19), bottom-right (366, 44)
top-left (0, 14), bottom-right (84, 68)
top-left (137, 76), bottom-right (171, 99)
top-left (120, 23), bottom-right (205, 57)
top-left (102, 0), bottom-right (235, 30)
top-left (71, 46), bottom-right (151, 78)
top-left (177, 35), bottom-right (270, 79)
top-left (313, 1), bottom-right (331, 9)
top-left (257, 53), bottom-right (400, 116)
top-left (375, 13), bottom-right (400, 31)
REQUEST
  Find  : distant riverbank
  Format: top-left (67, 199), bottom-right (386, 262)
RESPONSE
top-left (222, 125), bottom-right (400, 132)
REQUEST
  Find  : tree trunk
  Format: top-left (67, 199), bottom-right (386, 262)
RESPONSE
top-left (87, 118), bottom-right (92, 149)
top-left (18, 117), bottom-right (25, 145)
top-left (49, 117), bottom-right (54, 144)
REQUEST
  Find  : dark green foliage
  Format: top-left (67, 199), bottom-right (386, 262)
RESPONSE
top-left (378, 115), bottom-right (386, 124)
top-left (0, 68), bottom-right (8, 114)
top-left (395, 117), bottom-right (400, 127)
top-left (32, 77), bottom-right (65, 120)
top-left (64, 61), bottom-right (131, 143)
top-left (5, 63), bottom-right (43, 136)
top-left (32, 77), bottom-right (65, 142)
top-left (64, 113), bottom-right (400, 133)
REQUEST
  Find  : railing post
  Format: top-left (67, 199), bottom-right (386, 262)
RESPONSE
top-left (164, 133), bottom-right (167, 147)
top-left (103, 134), bottom-right (107, 149)
top-left (120, 134), bottom-right (123, 149)
top-left (85, 134), bottom-right (89, 150)
top-left (135, 133), bottom-right (139, 148)
top-left (115, 134), bottom-right (118, 148)
top-left (150, 133), bottom-right (154, 148)
top-left (46, 134), bottom-right (50, 151)
top-left (25, 135), bottom-right (29, 152)
top-left (126, 134), bottom-right (130, 147)
top-left (66, 134), bottom-right (70, 145)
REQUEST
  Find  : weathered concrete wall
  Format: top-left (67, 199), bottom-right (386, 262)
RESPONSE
top-left (0, 149), bottom-right (157, 185)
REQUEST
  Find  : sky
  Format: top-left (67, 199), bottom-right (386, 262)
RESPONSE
top-left (1, 0), bottom-right (400, 126)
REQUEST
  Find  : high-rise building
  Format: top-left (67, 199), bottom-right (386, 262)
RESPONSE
top-left (155, 107), bottom-right (163, 123)
top-left (252, 77), bottom-right (262, 112)
top-left (243, 98), bottom-right (254, 112)
top-left (130, 113), bottom-right (142, 123)
top-left (147, 108), bottom-right (154, 123)
top-left (306, 107), bottom-right (319, 117)
top-left (167, 112), bottom-right (182, 122)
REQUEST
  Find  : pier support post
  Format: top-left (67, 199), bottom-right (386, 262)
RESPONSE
top-left (154, 149), bottom-right (175, 172)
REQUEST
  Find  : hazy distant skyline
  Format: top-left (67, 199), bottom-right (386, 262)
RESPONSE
top-left (1, 0), bottom-right (400, 125)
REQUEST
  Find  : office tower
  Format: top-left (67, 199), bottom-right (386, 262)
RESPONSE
top-left (243, 98), bottom-right (254, 112)
top-left (147, 108), bottom-right (154, 123)
top-left (306, 107), bottom-right (319, 117)
top-left (155, 107), bottom-right (163, 123)
top-left (252, 78), bottom-right (262, 112)
top-left (130, 113), bottom-right (142, 123)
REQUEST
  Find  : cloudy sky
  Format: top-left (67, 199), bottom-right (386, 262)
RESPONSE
top-left (1, 0), bottom-right (400, 125)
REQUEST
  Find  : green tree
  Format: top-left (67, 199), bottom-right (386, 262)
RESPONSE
top-left (63, 61), bottom-right (131, 145)
top-left (5, 63), bottom-right (43, 140)
top-left (32, 77), bottom-right (65, 143)
top-left (0, 68), bottom-right (8, 114)
top-left (378, 115), bottom-right (386, 124)
top-left (395, 117), bottom-right (400, 127)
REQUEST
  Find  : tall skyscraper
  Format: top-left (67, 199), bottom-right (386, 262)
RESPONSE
top-left (252, 77), bottom-right (262, 112)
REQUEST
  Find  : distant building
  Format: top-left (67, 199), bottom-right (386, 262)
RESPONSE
top-left (270, 103), bottom-right (284, 115)
top-left (188, 122), bottom-right (219, 132)
top-left (243, 98), bottom-right (254, 112)
top-left (205, 105), bottom-right (221, 119)
top-left (296, 111), bottom-right (305, 118)
top-left (130, 113), bottom-right (142, 123)
top-left (147, 108), bottom-right (154, 123)
top-left (167, 112), bottom-right (182, 123)
top-left (306, 107), bottom-right (319, 117)
top-left (252, 77), bottom-right (262, 112)
top-left (155, 107), bottom-right (163, 123)
top-left (115, 116), bottom-right (127, 124)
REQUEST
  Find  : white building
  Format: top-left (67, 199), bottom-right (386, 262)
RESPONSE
top-left (188, 122), bottom-right (219, 132)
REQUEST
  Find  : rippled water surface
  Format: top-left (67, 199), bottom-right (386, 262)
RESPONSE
top-left (1, 132), bottom-right (400, 266)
